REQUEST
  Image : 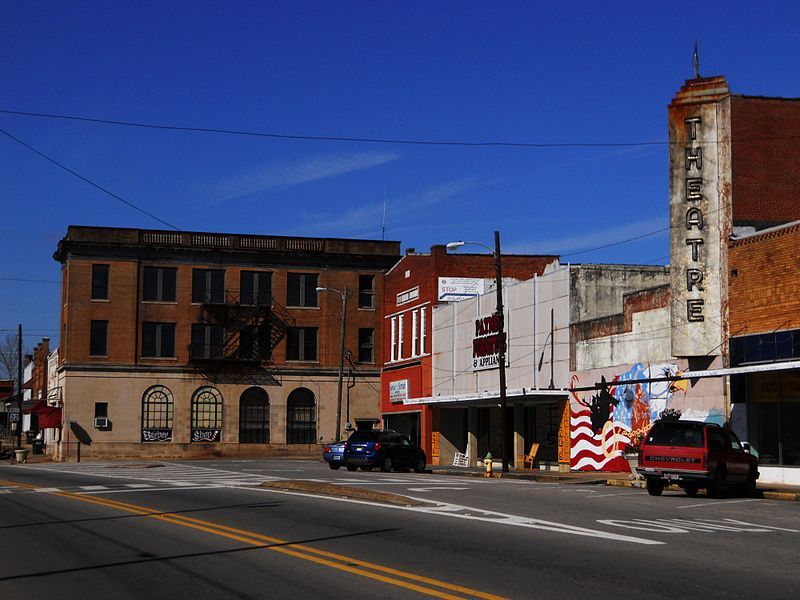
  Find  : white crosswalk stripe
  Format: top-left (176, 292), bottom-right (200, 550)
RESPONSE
top-left (21, 462), bottom-right (279, 489)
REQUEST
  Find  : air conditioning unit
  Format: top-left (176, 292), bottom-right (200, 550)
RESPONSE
top-left (94, 417), bottom-right (109, 429)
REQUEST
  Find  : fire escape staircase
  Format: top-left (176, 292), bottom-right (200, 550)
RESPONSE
top-left (190, 291), bottom-right (295, 385)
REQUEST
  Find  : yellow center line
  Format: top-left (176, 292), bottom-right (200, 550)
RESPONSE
top-left (0, 478), bottom-right (506, 600)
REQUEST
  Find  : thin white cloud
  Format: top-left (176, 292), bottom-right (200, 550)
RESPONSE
top-left (506, 216), bottom-right (668, 256)
top-left (213, 151), bottom-right (401, 203)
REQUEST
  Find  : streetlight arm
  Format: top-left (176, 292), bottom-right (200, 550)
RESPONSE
top-left (446, 240), bottom-right (494, 254)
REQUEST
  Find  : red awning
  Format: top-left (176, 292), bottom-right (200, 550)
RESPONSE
top-left (23, 399), bottom-right (46, 414)
top-left (37, 406), bottom-right (62, 428)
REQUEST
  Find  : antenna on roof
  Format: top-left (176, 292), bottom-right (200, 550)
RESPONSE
top-left (693, 40), bottom-right (701, 79)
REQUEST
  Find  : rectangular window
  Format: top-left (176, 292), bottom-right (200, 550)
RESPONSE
top-left (358, 275), bottom-right (374, 309)
top-left (91, 264), bottom-right (109, 300)
top-left (358, 328), bottom-right (374, 363)
top-left (142, 322), bottom-right (176, 358)
top-left (192, 269), bottom-right (225, 304)
top-left (286, 327), bottom-right (317, 361)
top-left (398, 314), bottom-right (405, 360)
top-left (95, 402), bottom-right (108, 418)
top-left (191, 323), bottom-right (225, 359)
top-left (239, 325), bottom-right (272, 360)
top-left (286, 273), bottom-right (318, 307)
top-left (90, 320), bottom-right (108, 356)
top-left (397, 286), bottom-right (419, 306)
top-left (420, 307), bottom-right (427, 354)
top-left (411, 310), bottom-right (419, 357)
top-left (240, 271), bottom-right (272, 306)
top-left (143, 266), bottom-right (177, 302)
top-left (390, 317), bottom-right (397, 362)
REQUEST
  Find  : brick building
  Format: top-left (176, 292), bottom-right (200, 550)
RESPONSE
top-left (53, 226), bottom-right (400, 460)
top-left (380, 244), bottom-right (558, 464)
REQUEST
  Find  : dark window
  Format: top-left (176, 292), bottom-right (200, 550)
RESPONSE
top-left (358, 328), bottom-right (374, 363)
top-left (142, 385), bottom-right (174, 430)
top-left (707, 427), bottom-right (726, 450)
top-left (646, 422), bottom-right (705, 448)
top-left (191, 323), bottom-right (225, 359)
top-left (239, 325), bottom-right (272, 360)
top-left (191, 386), bottom-right (223, 432)
top-left (286, 273), bottom-right (318, 307)
top-left (239, 387), bottom-right (270, 443)
top-left (347, 431), bottom-right (381, 443)
top-left (286, 387), bottom-right (316, 444)
top-left (286, 327), bottom-right (317, 361)
top-left (142, 322), bottom-right (176, 358)
top-left (91, 264), bottom-right (109, 300)
top-left (358, 275), bottom-right (374, 309)
top-left (192, 269), bottom-right (225, 304)
top-left (90, 320), bottom-right (108, 356)
top-left (240, 271), bottom-right (272, 306)
top-left (143, 267), bottom-right (177, 302)
top-left (95, 402), bottom-right (108, 418)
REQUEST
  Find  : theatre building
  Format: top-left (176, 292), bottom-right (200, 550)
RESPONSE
top-left (53, 226), bottom-right (400, 460)
top-left (380, 244), bottom-right (557, 464)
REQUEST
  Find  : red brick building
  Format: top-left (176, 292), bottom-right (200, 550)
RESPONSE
top-left (380, 244), bottom-right (557, 463)
top-left (53, 226), bottom-right (400, 460)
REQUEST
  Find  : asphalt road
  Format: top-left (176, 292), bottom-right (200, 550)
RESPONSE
top-left (1, 458), bottom-right (798, 599)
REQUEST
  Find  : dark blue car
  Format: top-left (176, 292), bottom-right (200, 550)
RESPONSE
top-left (323, 441), bottom-right (346, 470)
top-left (343, 430), bottom-right (426, 473)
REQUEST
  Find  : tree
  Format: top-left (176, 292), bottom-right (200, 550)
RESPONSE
top-left (0, 333), bottom-right (27, 389)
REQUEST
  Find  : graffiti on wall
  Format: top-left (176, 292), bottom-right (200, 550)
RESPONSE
top-left (570, 362), bottom-right (723, 471)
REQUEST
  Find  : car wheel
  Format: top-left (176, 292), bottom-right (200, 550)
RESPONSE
top-left (646, 477), bottom-right (664, 496)
top-left (743, 467), bottom-right (757, 497)
top-left (346, 464), bottom-right (358, 472)
top-left (329, 463), bottom-right (341, 470)
top-left (707, 466), bottom-right (726, 499)
top-left (683, 483), bottom-right (699, 497)
top-left (380, 455), bottom-right (393, 472)
top-left (413, 457), bottom-right (426, 473)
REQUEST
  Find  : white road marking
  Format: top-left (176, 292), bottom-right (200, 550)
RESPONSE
top-left (124, 483), bottom-right (154, 488)
top-left (80, 486), bottom-right (223, 495)
top-left (598, 518), bottom-right (799, 534)
top-left (677, 499), bottom-right (759, 509)
top-left (79, 485), bottom-right (108, 491)
top-left (407, 487), bottom-right (470, 492)
top-left (34, 487), bottom-right (61, 492)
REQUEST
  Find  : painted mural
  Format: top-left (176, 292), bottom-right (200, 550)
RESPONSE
top-left (570, 362), bottom-right (724, 471)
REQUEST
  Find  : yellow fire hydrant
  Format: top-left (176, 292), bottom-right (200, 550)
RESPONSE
top-left (483, 452), bottom-right (493, 477)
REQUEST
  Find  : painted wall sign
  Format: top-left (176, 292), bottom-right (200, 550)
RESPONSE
top-left (472, 313), bottom-right (508, 371)
top-left (668, 80), bottom-right (728, 357)
top-left (191, 428), bottom-right (220, 442)
top-left (438, 277), bottom-right (485, 302)
top-left (142, 428), bottom-right (172, 443)
top-left (389, 379), bottom-right (409, 403)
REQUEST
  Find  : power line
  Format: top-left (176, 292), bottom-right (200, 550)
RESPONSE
top-left (0, 108), bottom-right (667, 149)
top-left (0, 277), bottom-right (60, 284)
top-left (0, 125), bottom-right (181, 231)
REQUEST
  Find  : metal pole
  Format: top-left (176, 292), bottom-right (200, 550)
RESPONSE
top-left (16, 323), bottom-right (22, 450)
top-left (494, 231), bottom-right (509, 473)
top-left (549, 308), bottom-right (555, 390)
top-left (335, 288), bottom-right (348, 442)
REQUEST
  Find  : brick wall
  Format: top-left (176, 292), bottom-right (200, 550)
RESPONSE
top-left (731, 96), bottom-right (800, 226)
top-left (729, 223), bottom-right (800, 334)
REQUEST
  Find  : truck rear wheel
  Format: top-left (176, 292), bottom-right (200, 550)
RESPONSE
top-left (646, 477), bottom-right (664, 496)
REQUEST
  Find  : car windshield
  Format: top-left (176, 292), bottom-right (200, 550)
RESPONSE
top-left (646, 422), bottom-right (705, 447)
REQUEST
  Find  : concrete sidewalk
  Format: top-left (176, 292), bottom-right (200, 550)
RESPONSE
top-left (430, 465), bottom-right (800, 501)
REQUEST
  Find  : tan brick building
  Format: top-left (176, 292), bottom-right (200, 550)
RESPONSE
top-left (53, 226), bottom-right (400, 460)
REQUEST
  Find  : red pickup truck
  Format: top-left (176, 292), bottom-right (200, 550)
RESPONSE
top-left (636, 420), bottom-right (759, 498)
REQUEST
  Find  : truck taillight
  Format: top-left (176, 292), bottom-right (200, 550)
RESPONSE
top-left (701, 452), bottom-right (708, 470)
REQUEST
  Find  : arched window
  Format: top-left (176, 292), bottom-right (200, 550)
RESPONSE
top-left (239, 387), bottom-right (270, 444)
top-left (286, 387), bottom-right (316, 444)
top-left (141, 385), bottom-right (174, 443)
top-left (191, 386), bottom-right (223, 442)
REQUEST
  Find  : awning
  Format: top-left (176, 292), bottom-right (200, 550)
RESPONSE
top-left (22, 399), bottom-right (46, 414)
top-left (404, 386), bottom-right (568, 407)
top-left (37, 405), bottom-right (63, 428)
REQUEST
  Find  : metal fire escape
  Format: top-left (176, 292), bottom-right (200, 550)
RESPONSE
top-left (189, 290), bottom-right (294, 385)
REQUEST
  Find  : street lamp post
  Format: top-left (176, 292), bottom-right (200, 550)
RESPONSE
top-left (446, 231), bottom-right (510, 473)
top-left (316, 286), bottom-right (349, 442)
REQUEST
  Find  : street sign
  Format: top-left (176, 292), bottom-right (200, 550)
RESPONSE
top-left (9, 413), bottom-right (19, 423)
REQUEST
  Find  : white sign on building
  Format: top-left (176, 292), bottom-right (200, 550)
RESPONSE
top-left (438, 277), bottom-right (485, 302)
top-left (389, 379), bottom-right (409, 403)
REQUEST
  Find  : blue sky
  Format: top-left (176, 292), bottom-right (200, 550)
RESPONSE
top-left (2, 1), bottom-right (799, 348)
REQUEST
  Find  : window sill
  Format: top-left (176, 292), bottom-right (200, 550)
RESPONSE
top-left (90, 298), bottom-right (110, 303)
top-left (89, 355), bottom-right (109, 359)
top-left (142, 301), bottom-right (178, 305)
top-left (140, 356), bottom-right (178, 361)
top-left (285, 360), bottom-right (320, 364)
top-left (286, 305), bottom-right (320, 310)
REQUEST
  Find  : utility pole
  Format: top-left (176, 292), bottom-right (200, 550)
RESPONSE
top-left (16, 323), bottom-right (22, 449)
top-left (494, 231), bottom-right (509, 473)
